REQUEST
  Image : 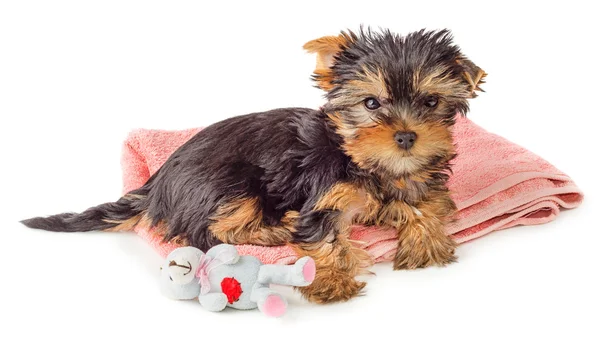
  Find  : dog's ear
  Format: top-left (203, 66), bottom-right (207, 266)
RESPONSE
top-left (456, 56), bottom-right (487, 98)
top-left (303, 33), bottom-right (353, 91)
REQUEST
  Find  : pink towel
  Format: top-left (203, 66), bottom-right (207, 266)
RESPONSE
top-left (122, 116), bottom-right (583, 264)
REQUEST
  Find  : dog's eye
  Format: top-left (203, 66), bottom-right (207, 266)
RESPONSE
top-left (364, 97), bottom-right (381, 110)
top-left (424, 96), bottom-right (438, 108)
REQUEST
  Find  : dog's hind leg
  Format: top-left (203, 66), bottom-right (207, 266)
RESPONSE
top-left (289, 224), bottom-right (373, 304)
top-left (288, 183), bottom-right (377, 303)
top-left (207, 197), bottom-right (298, 246)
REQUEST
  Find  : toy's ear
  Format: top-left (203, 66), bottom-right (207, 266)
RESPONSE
top-left (456, 56), bottom-right (487, 98)
top-left (206, 244), bottom-right (240, 264)
top-left (303, 33), bottom-right (354, 91)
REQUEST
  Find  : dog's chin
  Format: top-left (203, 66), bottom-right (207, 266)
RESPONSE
top-left (392, 156), bottom-right (425, 176)
top-left (369, 154), bottom-right (426, 179)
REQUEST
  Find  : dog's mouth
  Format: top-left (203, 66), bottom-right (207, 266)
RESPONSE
top-left (396, 149), bottom-right (414, 157)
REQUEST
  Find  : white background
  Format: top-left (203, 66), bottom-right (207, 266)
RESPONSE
top-left (1, 1), bottom-right (598, 341)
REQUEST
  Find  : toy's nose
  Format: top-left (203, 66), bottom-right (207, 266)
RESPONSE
top-left (394, 131), bottom-right (417, 150)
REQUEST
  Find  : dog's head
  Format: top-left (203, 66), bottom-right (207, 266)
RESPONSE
top-left (305, 29), bottom-right (486, 178)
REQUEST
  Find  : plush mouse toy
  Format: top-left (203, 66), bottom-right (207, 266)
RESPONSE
top-left (160, 244), bottom-right (315, 317)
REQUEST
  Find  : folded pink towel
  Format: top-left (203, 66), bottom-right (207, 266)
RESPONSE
top-left (122, 116), bottom-right (583, 264)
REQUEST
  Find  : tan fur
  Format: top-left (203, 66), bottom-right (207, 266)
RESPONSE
top-left (303, 35), bottom-right (348, 68)
top-left (415, 59), bottom-right (486, 99)
top-left (103, 214), bottom-right (143, 232)
top-left (326, 111), bottom-right (359, 140)
top-left (347, 67), bottom-right (390, 100)
top-left (338, 118), bottom-right (455, 177)
top-left (283, 182), bottom-right (377, 303)
top-left (105, 213), bottom-right (190, 245)
top-left (103, 194), bottom-right (149, 232)
top-left (303, 34), bottom-right (354, 91)
top-left (326, 63), bottom-right (456, 179)
top-left (314, 183), bottom-right (380, 225)
top-left (123, 193), bottom-right (146, 200)
top-left (415, 65), bottom-right (471, 98)
top-left (393, 191), bottom-right (457, 269)
top-left (456, 58), bottom-right (487, 97)
top-left (291, 236), bottom-right (373, 304)
top-left (394, 178), bottom-right (407, 189)
top-left (209, 197), bottom-right (297, 246)
top-left (292, 180), bottom-right (456, 302)
top-left (152, 217), bottom-right (190, 245)
top-left (327, 67), bottom-right (392, 130)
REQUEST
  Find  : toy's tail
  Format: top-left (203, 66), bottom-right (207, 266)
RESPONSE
top-left (20, 188), bottom-right (149, 233)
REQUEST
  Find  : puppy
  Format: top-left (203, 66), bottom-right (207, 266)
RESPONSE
top-left (23, 28), bottom-right (486, 304)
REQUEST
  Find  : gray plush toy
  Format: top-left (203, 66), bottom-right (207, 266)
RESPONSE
top-left (160, 244), bottom-right (315, 317)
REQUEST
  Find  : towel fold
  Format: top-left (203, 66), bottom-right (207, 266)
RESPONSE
top-left (121, 115), bottom-right (583, 264)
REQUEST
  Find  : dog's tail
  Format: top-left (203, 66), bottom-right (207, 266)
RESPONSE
top-left (20, 189), bottom-right (149, 233)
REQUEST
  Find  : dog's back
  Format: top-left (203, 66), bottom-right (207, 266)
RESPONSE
top-left (22, 107), bottom-right (350, 251)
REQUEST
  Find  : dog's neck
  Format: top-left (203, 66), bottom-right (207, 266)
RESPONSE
top-left (356, 171), bottom-right (431, 205)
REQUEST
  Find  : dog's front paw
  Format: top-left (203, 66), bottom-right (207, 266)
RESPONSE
top-left (393, 224), bottom-right (457, 270)
top-left (297, 269), bottom-right (365, 304)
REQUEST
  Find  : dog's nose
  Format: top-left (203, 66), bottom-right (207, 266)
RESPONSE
top-left (394, 131), bottom-right (417, 150)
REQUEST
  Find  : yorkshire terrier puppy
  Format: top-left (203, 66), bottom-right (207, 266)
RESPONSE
top-left (23, 28), bottom-right (486, 304)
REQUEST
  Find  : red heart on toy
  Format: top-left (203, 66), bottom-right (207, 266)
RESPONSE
top-left (221, 277), bottom-right (243, 304)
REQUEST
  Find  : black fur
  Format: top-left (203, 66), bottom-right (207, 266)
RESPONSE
top-left (21, 188), bottom-right (148, 232)
top-left (23, 108), bottom-right (357, 250)
top-left (139, 108), bottom-right (355, 250)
